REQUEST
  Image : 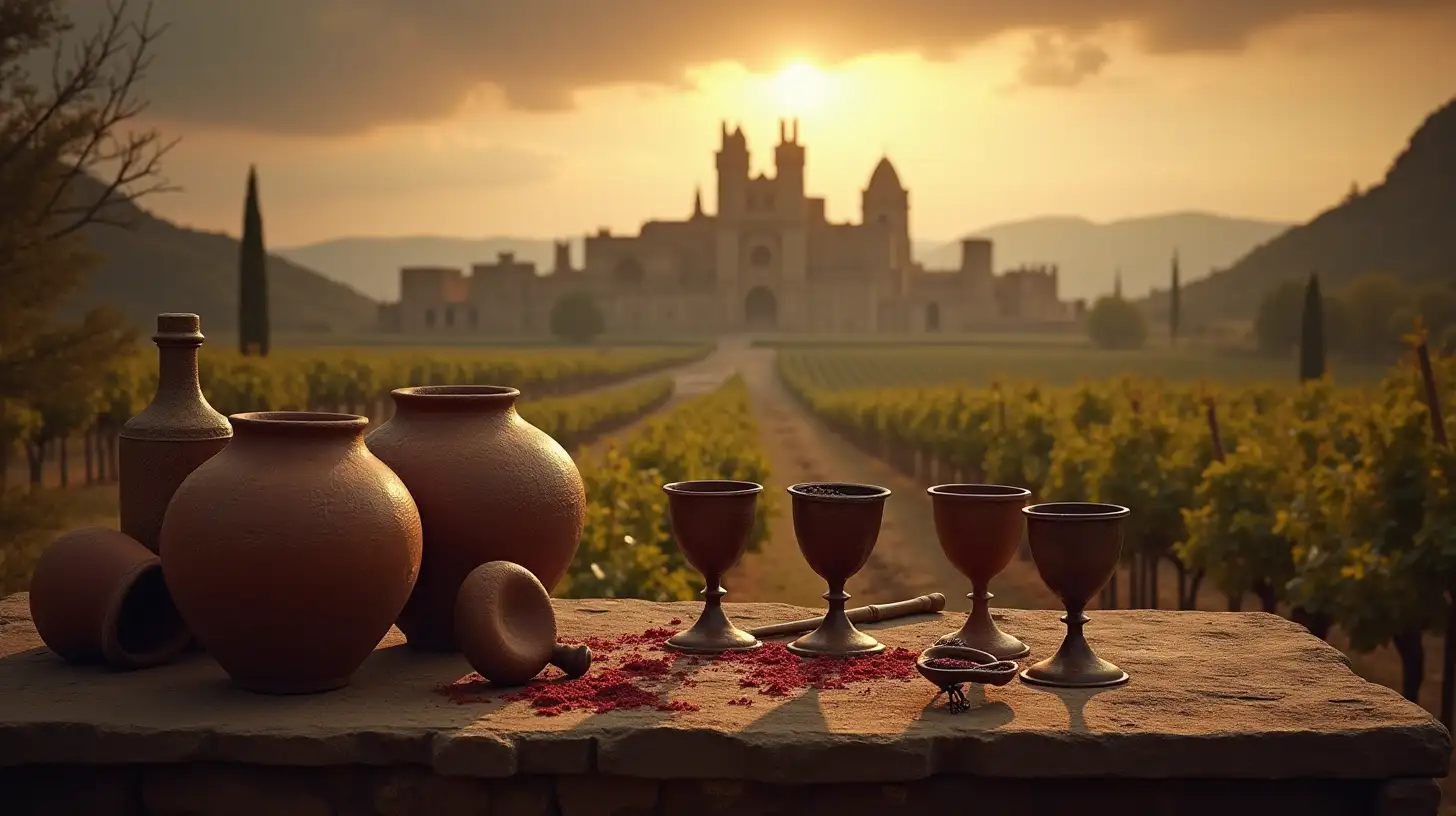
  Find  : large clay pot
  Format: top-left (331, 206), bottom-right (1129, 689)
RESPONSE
top-left (28, 526), bottom-right (190, 670)
top-left (160, 412), bottom-right (423, 694)
top-left (366, 385), bottom-right (586, 652)
top-left (119, 313), bottom-right (232, 554)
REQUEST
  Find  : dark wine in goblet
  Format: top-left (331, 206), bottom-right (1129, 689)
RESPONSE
top-left (785, 482), bottom-right (891, 658)
top-left (927, 483), bottom-right (1032, 659)
top-left (1020, 502), bottom-right (1131, 688)
top-left (662, 480), bottom-right (764, 654)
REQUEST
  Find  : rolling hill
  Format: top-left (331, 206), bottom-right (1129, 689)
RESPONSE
top-left (63, 180), bottom-right (378, 335)
top-left (280, 213), bottom-right (1289, 304)
top-left (920, 213), bottom-right (1291, 303)
top-left (1179, 95), bottom-right (1456, 323)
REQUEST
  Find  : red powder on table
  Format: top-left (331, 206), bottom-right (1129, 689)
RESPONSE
top-left (434, 624), bottom-right (918, 716)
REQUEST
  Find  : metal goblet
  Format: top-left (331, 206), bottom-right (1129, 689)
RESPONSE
top-left (785, 482), bottom-right (891, 658)
top-left (927, 484), bottom-right (1032, 659)
top-left (662, 480), bottom-right (764, 654)
top-left (1020, 502), bottom-right (1131, 688)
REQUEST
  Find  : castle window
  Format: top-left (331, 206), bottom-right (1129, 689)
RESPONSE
top-left (750, 246), bottom-right (772, 267)
top-left (424, 308), bottom-right (436, 328)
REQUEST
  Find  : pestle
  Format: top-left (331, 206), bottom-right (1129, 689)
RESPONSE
top-left (455, 561), bottom-right (592, 686)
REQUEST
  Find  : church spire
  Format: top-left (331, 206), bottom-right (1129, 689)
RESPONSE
top-left (693, 185), bottom-right (704, 219)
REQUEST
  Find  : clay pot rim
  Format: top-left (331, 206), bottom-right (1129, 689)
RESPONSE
top-left (390, 385), bottom-right (521, 405)
top-left (787, 482), bottom-right (891, 503)
top-left (101, 559), bottom-right (191, 669)
top-left (1024, 501), bottom-right (1130, 521)
top-left (230, 411), bottom-right (368, 434)
top-left (663, 479), bottom-right (764, 497)
top-left (927, 483), bottom-right (1031, 501)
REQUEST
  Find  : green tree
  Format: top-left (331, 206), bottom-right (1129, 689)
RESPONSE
top-left (0, 0), bottom-right (169, 403)
top-left (1253, 280), bottom-right (1304, 356)
top-left (1299, 273), bottom-right (1326, 381)
top-left (1169, 251), bottom-right (1181, 345)
top-left (550, 292), bottom-right (606, 344)
top-left (1340, 273), bottom-right (1412, 362)
top-left (238, 165), bottom-right (270, 356)
top-left (1086, 296), bottom-right (1148, 350)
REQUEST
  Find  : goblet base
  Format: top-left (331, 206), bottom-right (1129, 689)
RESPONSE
top-left (1019, 613), bottom-right (1129, 688)
top-left (933, 591), bottom-right (1029, 659)
top-left (664, 625), bottom-right (762, 655)
top-left (937, 629), bottom-right (1030, 660)
top-left (1019, 661), bottom-right (1128, 689)
top-left (786, 622), bottom-right (885, 658)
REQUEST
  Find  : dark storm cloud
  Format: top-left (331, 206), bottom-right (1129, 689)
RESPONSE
top-left (55, 0), bottom-right (1456, 135)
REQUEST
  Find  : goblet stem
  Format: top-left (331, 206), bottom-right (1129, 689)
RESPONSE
top-left (1020, 607), bottom-right (1129, 688)
top-left (938, 587), bottom-right (1030, 660)
top-left (786, 584), bottom-right (886, 657)
top-left (665, 573), bottom-right (761, 654)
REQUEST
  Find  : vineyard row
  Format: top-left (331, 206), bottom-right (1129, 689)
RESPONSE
top-left (776, 348), bottom-right (1456, 719)
top-left (0, 345), bottom-right (710, 490)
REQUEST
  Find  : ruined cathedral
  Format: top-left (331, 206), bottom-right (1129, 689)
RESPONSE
top-left (379, 121), bottom-right (1071, 335)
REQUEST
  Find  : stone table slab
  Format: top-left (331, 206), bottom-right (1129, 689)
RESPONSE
top-left (0, 592), bottom-right (1448, 784)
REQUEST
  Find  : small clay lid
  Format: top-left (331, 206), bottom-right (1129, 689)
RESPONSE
top-left (455, 561), bottom-right (557, 687)
top-left (154, 313), bottom-right (204, 344)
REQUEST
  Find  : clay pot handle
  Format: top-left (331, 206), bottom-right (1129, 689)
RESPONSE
top-left (550, 644), bottom-right (592, 679)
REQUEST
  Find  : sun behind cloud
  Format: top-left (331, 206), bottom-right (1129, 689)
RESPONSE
top-left (771, 61), bottom-right (835, 114)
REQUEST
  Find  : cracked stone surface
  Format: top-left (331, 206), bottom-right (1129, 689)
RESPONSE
top-left (0, 592), bottom-right (1447, 784)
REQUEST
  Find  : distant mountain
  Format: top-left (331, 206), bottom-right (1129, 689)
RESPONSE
top-left (281, 214), bottom-right (1289, 306)
top-left (1179, 96), bottom-right (1456, 323)
top-left (919, 213), bottom-right (1292, 303)
top-left (65, 178), bottom-right (378, 335)
top-left (278, 236), bottom-right (561, 302)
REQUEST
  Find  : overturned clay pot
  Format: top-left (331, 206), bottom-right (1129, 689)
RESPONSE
top-left (455, 561), bottom-right (591, 687)
top-left (28, 526), bottom-right (190, 670)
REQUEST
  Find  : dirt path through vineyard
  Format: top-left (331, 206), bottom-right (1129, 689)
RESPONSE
top-left (571, 337), bottom-right (754, 461)
top-left (723, 346), bottom-right (1058, 612)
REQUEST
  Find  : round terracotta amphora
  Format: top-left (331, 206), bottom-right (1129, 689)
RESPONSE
top-left (28, 527), bottom-right (190, 670)
top-left (160, 412), bottom-right (423, 694)
top-left (366, 386), bottom-right (586, 652)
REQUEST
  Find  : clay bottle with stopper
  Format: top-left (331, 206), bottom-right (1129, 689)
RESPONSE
top-left (119, 313), bottom-right (232, 554)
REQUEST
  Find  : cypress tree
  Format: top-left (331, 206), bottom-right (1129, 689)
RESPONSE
top-left (1298, 272), bottom-right (1326, 381)
top-left (1169, 250), bottom-right (1181, 345)
top-left (238, 165), bottom-right (270, 356)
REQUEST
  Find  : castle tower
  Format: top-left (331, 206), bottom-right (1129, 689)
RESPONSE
top-left (862, 156), bottom-right (912, 274)
top-left (774, 118), bottom-right (805, 221)
top-left (552, 241), bottom-right (571, 274)
top-left (714, 122), bottom-right (749, 304)
top-left (715, 122), bottom-right (748, 222)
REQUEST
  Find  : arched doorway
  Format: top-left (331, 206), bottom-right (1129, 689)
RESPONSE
top-left (744, 286), bottom-right (777, 330)
top-left (925, 302), bottom-right (941, 332)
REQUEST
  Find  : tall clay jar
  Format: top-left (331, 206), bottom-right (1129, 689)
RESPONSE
top-left (120, 313), bottom-right (232, 554)
top-left (366, 385), bottom-right (586, 652)
top-left (160, 412), bottom-right (423, 694)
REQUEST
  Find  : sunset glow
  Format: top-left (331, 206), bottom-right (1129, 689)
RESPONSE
top-left (770, 61), bottom-right (834, 114)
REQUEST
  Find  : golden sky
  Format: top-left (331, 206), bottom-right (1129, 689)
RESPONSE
top-left (70, 1), bottom-right (1456, 246)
